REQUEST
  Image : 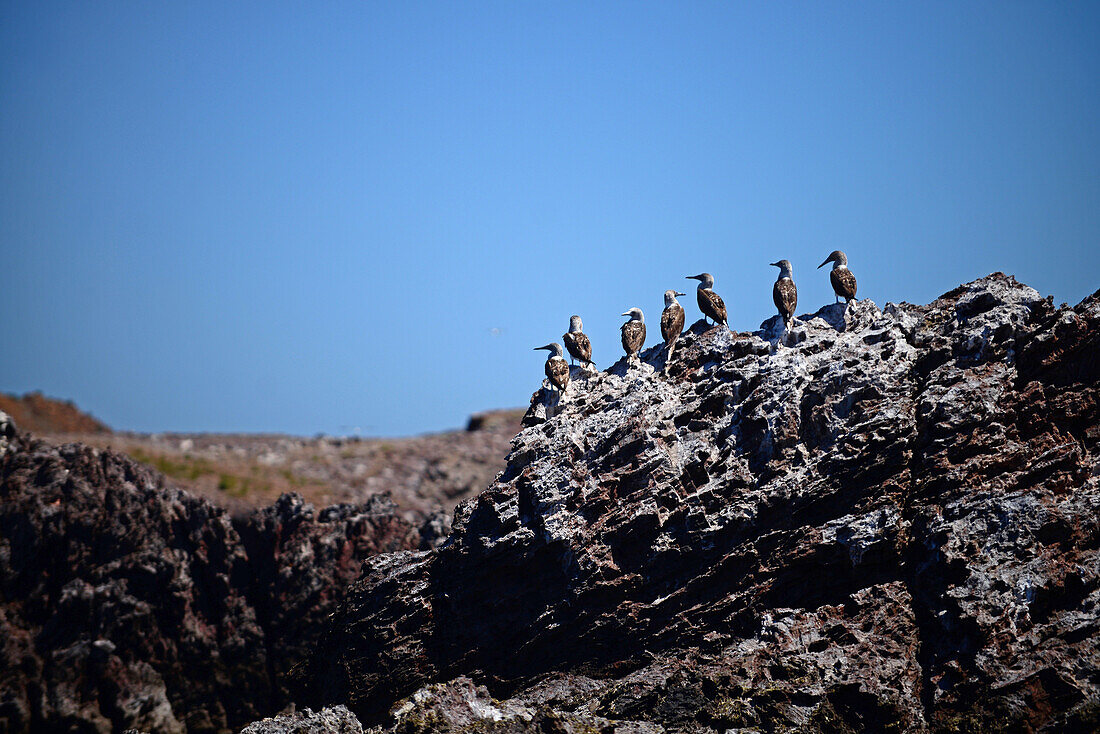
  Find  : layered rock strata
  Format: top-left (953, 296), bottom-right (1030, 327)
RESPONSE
top-left (296, 275), bottom-right (1099, 732)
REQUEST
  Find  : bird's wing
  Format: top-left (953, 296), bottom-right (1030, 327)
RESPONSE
top-left (831, 268), bottom-right (857, 301)
top-left (661, 304), bottom-right (685, 342)
top-left (574, 332), bottom-right (592, 361)
top-left (545, 358), bottom-right (570, 390)
top-left (562, 332), bottom-right (576, 357)
top-left (563, 333), bottom-right (586, 362)
top-left (773, 280), bottom-right (798, 318)
top-left (621, 321), bottom-right (646, 354)
top-left (698, 289), bottom-right (727, 324)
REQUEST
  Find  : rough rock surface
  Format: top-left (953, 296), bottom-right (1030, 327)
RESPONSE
top-left (296, 275), bottom-right (1100, 732)
top-left (237, 493), bottom-right (419, 706)
top-left (0, 424), bottom-right (419, 733)
top-left (240, 705), bottom-right (363, 734)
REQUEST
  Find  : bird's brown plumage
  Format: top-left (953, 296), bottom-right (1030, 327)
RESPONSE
top-left (544, 357), bottom-right (569, 392)
top-left (773, 279), bottom-right (798, 327)
top-left (830, 268), bottom-right (857, 303)
top-left (697, 288), bottom-right (727, 326)
top-left (661, 302), bottom-right (685, 370)
top-left (621, 320), bottom-right (646, 358)
top-left (661, 302), bottom-right (685, 345)
top-left (562, 331), bottom-right (592, 365)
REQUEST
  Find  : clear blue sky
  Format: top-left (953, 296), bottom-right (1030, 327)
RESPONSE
top-left (2, 2), bottom-right (1098, 436)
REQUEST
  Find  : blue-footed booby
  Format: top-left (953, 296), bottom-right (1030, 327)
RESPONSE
top-left (818, 250), bottom-right (857, 304)
top-left (534, 343), bottom-right (569, 394)
top-left (686, 273), bottom-right (727, 327)
top-left (770, 260), bottom-right (798, 329)
top-left (562, 315), bottom-right (593, 368)
top-left (620, 308), bottom-right (646, 361)
top-left (660, 290), bottom-right (686, 369)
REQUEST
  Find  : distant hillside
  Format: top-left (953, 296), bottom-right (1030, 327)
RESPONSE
top-left (0, 391), bottom-right (110, 434)
top-left (14, 403), bottom-right (524, 522)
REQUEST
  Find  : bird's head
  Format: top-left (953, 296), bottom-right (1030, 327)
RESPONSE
top-left (818, 250), bottom-right (848, 269)
top-left (686, 273), bottom-right (714, 288)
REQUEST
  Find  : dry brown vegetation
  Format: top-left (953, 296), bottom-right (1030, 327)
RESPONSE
top-left (13, 398), bottom-right (523, 522)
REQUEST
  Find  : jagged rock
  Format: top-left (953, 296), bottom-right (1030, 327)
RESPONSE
top-left (392, 677), bottom-right (535, 731)
top-left (296, 275), bottom-right (1100, 732)
top-left (418, 511), bottom-right (453, 551)
top-left (240, 705), bottom-right (364, 734)
top-left (0, 410), bottom-right (16, 457)
top-left (235, 493), bottom-right (420, 705)
top-left (388, 676), bottom-right (658, 734)
top-left (0, 420), bottom-right (419, 733)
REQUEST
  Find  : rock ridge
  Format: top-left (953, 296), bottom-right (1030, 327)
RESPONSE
top-left (295, 274), bottom-right (1100, 732)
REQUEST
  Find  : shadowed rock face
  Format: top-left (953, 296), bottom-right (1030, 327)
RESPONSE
top-left (0, 422), bottom-right (419, 733)
top-left (295, 275), bottom-right (1100, 732)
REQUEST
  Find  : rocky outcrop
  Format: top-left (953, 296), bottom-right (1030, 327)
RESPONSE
top-left (236, 494), bottom-right (419, 705)
top-left (296, 275), bottom-right (1100, 732)
top-left (239, 705), bottom-right (363, 734)
top-left (0, 422), bottom-right (419, 733)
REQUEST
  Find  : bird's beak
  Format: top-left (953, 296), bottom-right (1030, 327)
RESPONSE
top-left (817, 257), bottom-right (830, 269)
top-left (686, 274), bottom-right (700, 280)
top-left (676, 291), bottom-right (686, 296)
top-left (769, 262), bottom-right (779, 267)
top-left (621, 312), bottom-right (631, 317)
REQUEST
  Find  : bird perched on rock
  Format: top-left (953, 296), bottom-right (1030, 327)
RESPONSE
top-left (771, 260), bottom-right (798, 330)
top-left (562, 315), bottom-right (593, 369)
top-left (620, 308), bottom-right (646, 361)
top-left (660, 290), bottom-right (686, 370)
top-left (818, 250), bottom-right (857, 305)
top-left (686, 273), bottom-right (727, 327)
top-left (534, 343), bottom-right (569, 394)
